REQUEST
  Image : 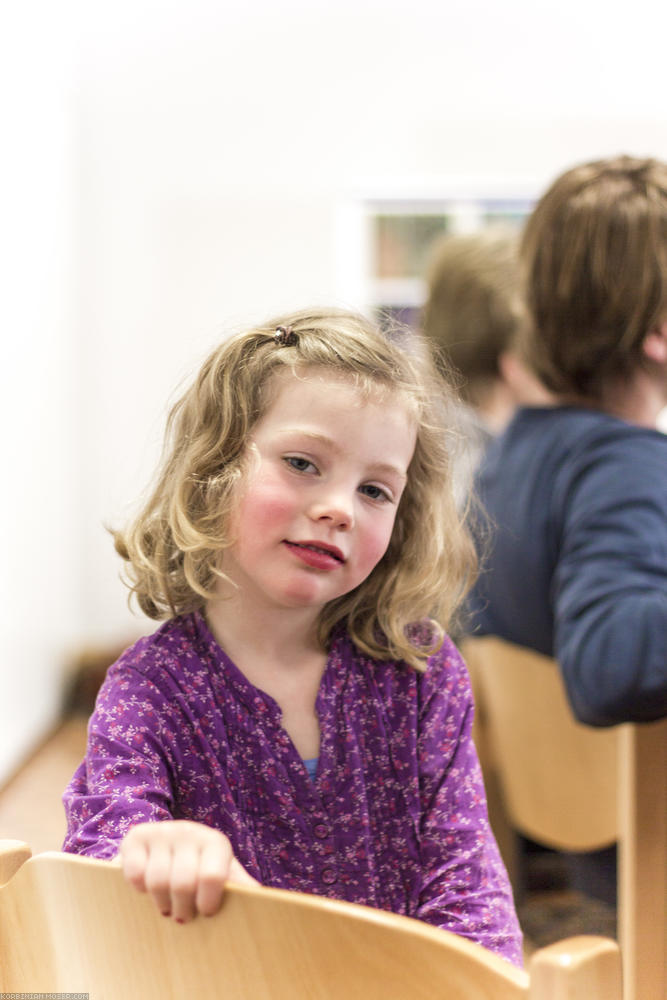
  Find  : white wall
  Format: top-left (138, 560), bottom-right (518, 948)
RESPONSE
top-left (0, 3), bottom-right (80, 777)
top-left (3, 0), bottom-right (667, 781)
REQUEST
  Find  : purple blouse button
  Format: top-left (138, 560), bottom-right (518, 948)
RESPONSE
top-left (314, 823), bottom-right (329, 839)
top-left (321, 867), bottom-right (337, 885)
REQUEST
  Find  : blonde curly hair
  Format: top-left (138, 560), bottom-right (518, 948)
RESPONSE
top-left (114, 308), bottom-right (476, 669)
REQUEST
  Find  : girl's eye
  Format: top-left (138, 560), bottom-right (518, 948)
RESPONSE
top-left (359, 483), bottom-right (391, 503)
top-left (284, 456), bottom-right (317, 474)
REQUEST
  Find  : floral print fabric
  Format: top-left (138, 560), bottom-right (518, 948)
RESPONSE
top-left (63, 612), bottom-right (522, 966)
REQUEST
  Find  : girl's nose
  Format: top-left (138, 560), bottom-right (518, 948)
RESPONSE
top-left (308, 493), bottom-right (354, 530)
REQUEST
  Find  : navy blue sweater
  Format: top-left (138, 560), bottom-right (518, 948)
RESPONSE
top-left (469, 406), bottom-right (667, 727)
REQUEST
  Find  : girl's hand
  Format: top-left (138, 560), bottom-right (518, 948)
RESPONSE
top-left (120, 819), bottom-right (258, 923)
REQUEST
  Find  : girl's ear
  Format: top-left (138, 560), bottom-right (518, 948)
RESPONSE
top-left (643, 322), bottom-right (667, 365)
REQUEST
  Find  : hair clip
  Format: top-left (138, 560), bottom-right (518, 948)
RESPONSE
top-left (274, 325), bottom-right (298, 346)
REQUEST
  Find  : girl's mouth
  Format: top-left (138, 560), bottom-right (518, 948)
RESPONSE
top-left (284, 541), bottom-right (345, 568)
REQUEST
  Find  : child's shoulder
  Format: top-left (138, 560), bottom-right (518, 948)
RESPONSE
top-left (110, 612), bottom-right (208, 684)
top-left (338, 623), bottom-right (468, 690)
top-left (336, 627), bottom-right (472, 734)
top-left (418, 632), bottom-right (471, 695)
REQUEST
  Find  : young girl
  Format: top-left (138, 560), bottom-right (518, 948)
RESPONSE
top-left (62, 308), bottom-right (522, 966)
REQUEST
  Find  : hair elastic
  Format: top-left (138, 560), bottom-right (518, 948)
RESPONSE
top-left (274, 325), bottom-right (298, 346)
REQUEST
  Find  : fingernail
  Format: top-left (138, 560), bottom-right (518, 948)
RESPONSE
top-left (175, 917), bottom-right (184, 924)
top-left (161, 911), bottom-right (171, 918)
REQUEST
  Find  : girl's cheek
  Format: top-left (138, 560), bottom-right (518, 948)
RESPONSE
top-left (240, 480), bottom-right (297, 524)
top-left (361, 514), bottom-right (398, 568)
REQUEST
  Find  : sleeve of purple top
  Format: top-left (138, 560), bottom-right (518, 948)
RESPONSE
top-left (415, 640), bottom-right (523, 967)
top-left (62, 664), bottom-right (177, 859)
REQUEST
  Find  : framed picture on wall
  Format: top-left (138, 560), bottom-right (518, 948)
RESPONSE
top-left (334, 185), bottom-right (535, 332)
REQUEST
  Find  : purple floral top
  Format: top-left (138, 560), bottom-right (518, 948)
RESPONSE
top-left (62, 612), bottom-right (522, 966)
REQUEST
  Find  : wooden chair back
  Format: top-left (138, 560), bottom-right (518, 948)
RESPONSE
top-left (462, 637), bottom-right (618, 851)
top-left (0, 840), bottom-right (621, 1000)
top-left (461, 636), bottom-right (667, 1000)
top-left (617, 720), bottom-right (667, 1000)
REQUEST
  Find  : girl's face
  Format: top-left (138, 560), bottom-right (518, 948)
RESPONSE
top-left (218, 368), bottom-right (417, 619)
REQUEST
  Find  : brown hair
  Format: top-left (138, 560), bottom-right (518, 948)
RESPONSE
top-left (114, 308), bottom-right (477, 669)
top-left (520, 155), bottom-right (667, 398)
top-left (421, 229), bottom-right (522, 406)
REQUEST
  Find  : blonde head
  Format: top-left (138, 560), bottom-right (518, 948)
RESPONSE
top-left (422, 229), bottom-right (522, 407)
top-left (114, 308), bottom-right (476, 669)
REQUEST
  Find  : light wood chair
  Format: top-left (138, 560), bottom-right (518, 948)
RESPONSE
top-left (0, 840), bottom-right (621, 1000)
top-left (461, 636), bottom-right (667, 1000)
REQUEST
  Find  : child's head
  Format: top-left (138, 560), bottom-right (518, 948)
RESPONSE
top-left (115, 308), bottom-right (475, 668)
top-left (422, 229), bottom-right (522, 408)
top-left (520, 154), bottom-right (667, 399)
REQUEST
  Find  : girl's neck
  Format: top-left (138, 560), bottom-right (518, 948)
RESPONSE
top-left (205, 593), bottom-right (323, 671)
top-left (205, 594), bottom-right (327, 761)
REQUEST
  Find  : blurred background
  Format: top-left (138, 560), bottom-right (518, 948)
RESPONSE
top-left (2, 0), bottom-right (667, 783)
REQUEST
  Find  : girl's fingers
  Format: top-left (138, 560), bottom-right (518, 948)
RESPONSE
top-left (195, 845), bottom-right (259, 916)
top-left (142, 839), bottom-right (175, 917)
top-left (168, 842), bottom-right (200, 923)
top-left (119, 821), bottom-right (259, 923)
top-left (119, 829), bottom-right (150, 893)
top-left (195, 839), bottom-right (230, 917)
